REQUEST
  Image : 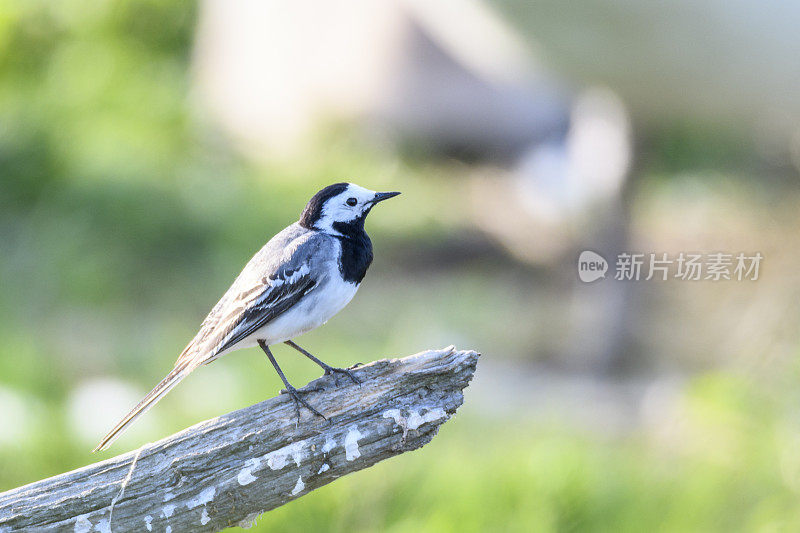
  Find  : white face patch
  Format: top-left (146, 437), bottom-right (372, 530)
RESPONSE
top-left (315, 183), bottom-right (377, 233)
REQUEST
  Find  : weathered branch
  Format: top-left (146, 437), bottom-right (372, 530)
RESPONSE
top-left (0, 346), bottom-right (479, 532)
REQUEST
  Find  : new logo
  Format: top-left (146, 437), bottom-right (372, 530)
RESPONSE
top-left (578, 251), bottom-right (608, 282)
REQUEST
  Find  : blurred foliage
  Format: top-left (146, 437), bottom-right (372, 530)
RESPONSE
top-left (642, 121), bottom-right (753, 175)
top-left (1, 1), bottom-right (799, 532)
top-left (254, 384), bottom-right (800, 533)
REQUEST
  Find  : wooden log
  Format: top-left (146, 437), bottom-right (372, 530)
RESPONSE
top-left (0, 346), bottom-right (479, 532)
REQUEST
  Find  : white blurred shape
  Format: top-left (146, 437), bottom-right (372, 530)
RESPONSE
top-left (516, 87), bottom-right (631, 223)
top-left (193, 0), bottom-right (406, 157)
top-left (402, 0), bottom-right (538, 86)
top-left (514, 142), bottom-right (571, 224)
top-left (0, 385), bottom-right (40, 447)
top-left (569, 89), bottom-right (631, 200)
top-left (67, 378), bottom-right (156, 446)
top-left (192, 0), bottom-right (567, 159)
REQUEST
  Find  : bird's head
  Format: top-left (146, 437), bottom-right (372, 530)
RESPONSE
top-left (299, 182), bottom-right (400, 235)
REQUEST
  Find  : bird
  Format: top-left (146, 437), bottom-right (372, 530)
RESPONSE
top-left (94, 183), bottom-right (400, 452)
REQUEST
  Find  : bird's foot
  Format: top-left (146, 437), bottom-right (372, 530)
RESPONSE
top-left (322, 365), bottom-right (361, 387)
top-left (279, 385), bottom-right (327, 425)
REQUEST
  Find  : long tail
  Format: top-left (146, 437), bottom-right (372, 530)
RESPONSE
top-left (93, 363), bottom-right (193, 452)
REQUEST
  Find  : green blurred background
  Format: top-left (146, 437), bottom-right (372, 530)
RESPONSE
top-left (2, 1), bottom-right (800, 531)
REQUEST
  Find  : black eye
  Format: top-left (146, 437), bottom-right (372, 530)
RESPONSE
top-left (346, 197), bottom-right (357, 206)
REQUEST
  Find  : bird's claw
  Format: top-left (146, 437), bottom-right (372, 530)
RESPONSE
top-left (280, 386), bottom-right (327, 424)
top-left (324, 366), bottom-right (361, 387)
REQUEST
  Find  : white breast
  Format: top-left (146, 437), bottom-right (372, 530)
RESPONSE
top-left (245, 271), bottom-right (359, 347)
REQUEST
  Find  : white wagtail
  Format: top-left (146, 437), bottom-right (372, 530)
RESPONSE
top-left (94, 183), bottom-right (400, 452)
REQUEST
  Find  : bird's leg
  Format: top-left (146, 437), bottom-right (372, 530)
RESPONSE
top-left (284, 340), bottom-right (361, 387)
top-left (258, 340), bottom-right (327, 424)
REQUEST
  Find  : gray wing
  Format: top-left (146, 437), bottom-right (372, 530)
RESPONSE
top-left (176, 225), bottom-right (333, 367)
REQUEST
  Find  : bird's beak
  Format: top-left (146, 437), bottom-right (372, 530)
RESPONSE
top-left (371, 191), bottom-right (401, 204)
